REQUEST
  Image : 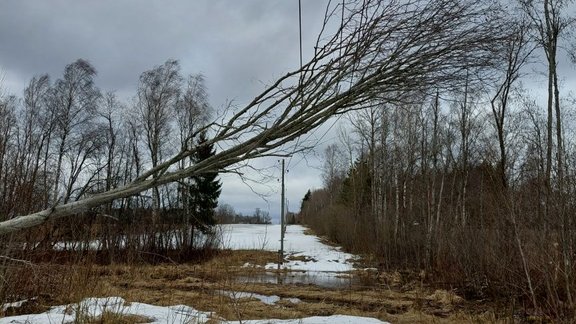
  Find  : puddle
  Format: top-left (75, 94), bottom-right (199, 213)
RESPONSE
top-left (237, 271), bottom-right (358, 289)
top-left (218, 290), bottom-right (302, 305)
top-left (218, 290), bottom-right (281, 305)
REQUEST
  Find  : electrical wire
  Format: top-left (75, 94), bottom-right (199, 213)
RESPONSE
top-left (287, 0), bottom-right (347, 172)
top-left (299, 0), bottom-right (303, 71)
top-left (287, 0), bottom-right (345, 170)
top-left (287, 0), bottom-right (305, 171)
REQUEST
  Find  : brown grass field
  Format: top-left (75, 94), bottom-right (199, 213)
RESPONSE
top-left (2, 248), bottom-right (526, 323)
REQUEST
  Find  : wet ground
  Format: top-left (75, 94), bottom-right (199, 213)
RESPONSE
top-left (82, 250), bottom-right (499, 323)
top-left (236, 270), bottom-right (359, 288)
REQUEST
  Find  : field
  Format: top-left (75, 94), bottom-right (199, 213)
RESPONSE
top-left (0, 225), bottom-right (506, 323)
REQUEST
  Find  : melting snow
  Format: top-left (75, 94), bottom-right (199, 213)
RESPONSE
top-left (0, 297), bottom-right (212, 324)
top-left (221, 224), bottom-right (357, 273)
top-left (1, 225), bottom-right (388, 323)
top-left (218, 290), bottom-right (281, 305)
top-left (0, 295), bottom-right (385, 324)
top-left (0, 297), bottom-right (387, 323)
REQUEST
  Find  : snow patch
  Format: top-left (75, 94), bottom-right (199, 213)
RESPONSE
top-left (222, 224), bottom-right (357, 274)
top-left (1, 298), bottom-right (34, 312)
top-left (218, 290), bottom-right (281, 305)
top-left (0, 297), bottom-right (213, 324)
top-left (0, 297), bottom-right (388, 323)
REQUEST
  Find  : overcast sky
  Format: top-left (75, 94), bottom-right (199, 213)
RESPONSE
top-left (3, 1), bottom-right (576, 222)
top-left (0, 0), bottom-right (338, 222)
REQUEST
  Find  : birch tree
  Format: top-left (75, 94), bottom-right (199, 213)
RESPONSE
top-left (520, 0), bottom-right (575, 306)
top-left (48, 59), bottom-right (100, 204)
top-left (135, 59), bottom-right (182, 223)
top-left (0, 0), bottom-right (507, 235)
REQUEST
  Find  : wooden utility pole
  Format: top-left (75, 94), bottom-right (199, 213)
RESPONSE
top-left (279, 159), bottom-right (286, 266)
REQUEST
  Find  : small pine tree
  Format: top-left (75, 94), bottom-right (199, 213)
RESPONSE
top-left (300, 189), bottom-right (311, 212)
top-left (189, 132), bottom-right (222, 233)
top-left (339, 156), bottom-right (371, 209)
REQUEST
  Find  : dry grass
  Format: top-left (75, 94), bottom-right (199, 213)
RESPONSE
top-left (3, 249), bottom-right (513, 323)
top-left (85, 250), bottom-right (505, 323)
top-left (81, 311), bottom-right (154, 324)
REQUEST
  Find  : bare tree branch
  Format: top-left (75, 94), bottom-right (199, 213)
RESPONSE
top-left (0, 0), bottom-right (507, 235)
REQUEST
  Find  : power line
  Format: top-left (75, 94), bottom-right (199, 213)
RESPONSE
top-left (287, 0), bottom-right (304, 171)
top-left (287, 1), bottom-right (348, 171)
top-left (298, 0), bottom-right (303, 70)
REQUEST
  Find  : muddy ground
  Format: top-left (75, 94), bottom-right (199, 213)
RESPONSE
top-left (14, 249), bottom-right (513, 323)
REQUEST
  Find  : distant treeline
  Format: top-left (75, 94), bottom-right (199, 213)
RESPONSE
top-left (215, 205), bottom-right (272, 225)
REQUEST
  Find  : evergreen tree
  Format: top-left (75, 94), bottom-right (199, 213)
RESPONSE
top-left (189, 132), bottom-right (221, 233)
top-left (339, 157), bottom-right (371, 210)
top-left (300, 189), bottom-right (311, 212)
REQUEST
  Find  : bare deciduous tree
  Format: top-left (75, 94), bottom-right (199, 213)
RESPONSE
top-left (520, 0), bottom-right (576, 306)
top-left (490, 17), bottom-right (533, 189)
top-left (0, 0), bottom-right (506, 235)
top-left (322, 143), bottom-right (346, 193)
top-left (48, 59), bottom-right (100, 204)
top-left (20, 75), bottom-right (52, 212)
top-left (520, 0), bottom-right (573, 195)
top-left (135, 59), bottom-right (182, 223)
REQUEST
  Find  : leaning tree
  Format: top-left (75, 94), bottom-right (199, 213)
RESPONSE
top-left (0, 0), bottom-right (509, 235)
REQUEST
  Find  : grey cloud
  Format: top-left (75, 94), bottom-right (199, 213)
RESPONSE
top-left (0, 0), bottom-right (334, 216)
top-left (0, 1), bottom-right (329, 101)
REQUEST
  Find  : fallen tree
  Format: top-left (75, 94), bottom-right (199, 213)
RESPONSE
top-left (0, 0), bottom-right (508, 235)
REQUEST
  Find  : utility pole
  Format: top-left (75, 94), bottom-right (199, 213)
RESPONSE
top-left (279, 159), bottom-right (286, 267)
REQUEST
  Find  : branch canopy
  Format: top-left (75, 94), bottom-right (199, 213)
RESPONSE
top-left (0, 0), bottom-right (507, 235)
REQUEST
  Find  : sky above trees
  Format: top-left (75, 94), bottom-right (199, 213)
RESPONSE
top-left (0, 0), bottom-right (336, 220)
top-left (2, 1), bottom-right (576, 221)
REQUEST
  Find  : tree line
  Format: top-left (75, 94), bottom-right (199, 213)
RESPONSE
top-left (0, 0), bottom-right (549, 315)
top-left (0, 59), bottom-right (222, 255)
top-left (215, 205), bottom-right (272, 225)
top-left (300, 0), bottom-right (576, 317)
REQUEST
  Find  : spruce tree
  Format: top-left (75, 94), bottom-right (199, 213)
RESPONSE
top-left (189, 132), bottom-right (222, 233)
top-left (300, 189), bottom-right (311, 212)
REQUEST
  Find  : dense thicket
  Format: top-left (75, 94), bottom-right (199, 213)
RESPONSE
top-left (300, 0), bottom-right (576, 317)
top-left (302, 54), bottom-right (575, 322)
top-left (303, 107), bottom-right (575, 315)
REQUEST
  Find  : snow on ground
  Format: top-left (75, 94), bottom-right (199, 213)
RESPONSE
top-left (217, 290), bottom-right (303, 306)
top-left (221, 224), bottom-right (357, 273)
top-left (218, 290), bottom-right (283, 305)
top-left (1, 225), bottom-right (390, 324)
top-left (0, 297), bottom-right (387, 324)
top-left (1, 299), bottom-right (34, 312)
top-left (0, 297), bottom-right (211, 324)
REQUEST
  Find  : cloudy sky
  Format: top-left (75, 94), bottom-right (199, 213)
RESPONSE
top-left (4, 1), bottom-right (576, 223)
top-left (0, 0), bottom-right (338, 222)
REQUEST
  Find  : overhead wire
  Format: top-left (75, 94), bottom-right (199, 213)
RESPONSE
top-left (299, 0), bottom-right (303, 70)
top-left (286, 0), bottom-right (304, 171)
top-left (286, 0), bottom-right (347, 172)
